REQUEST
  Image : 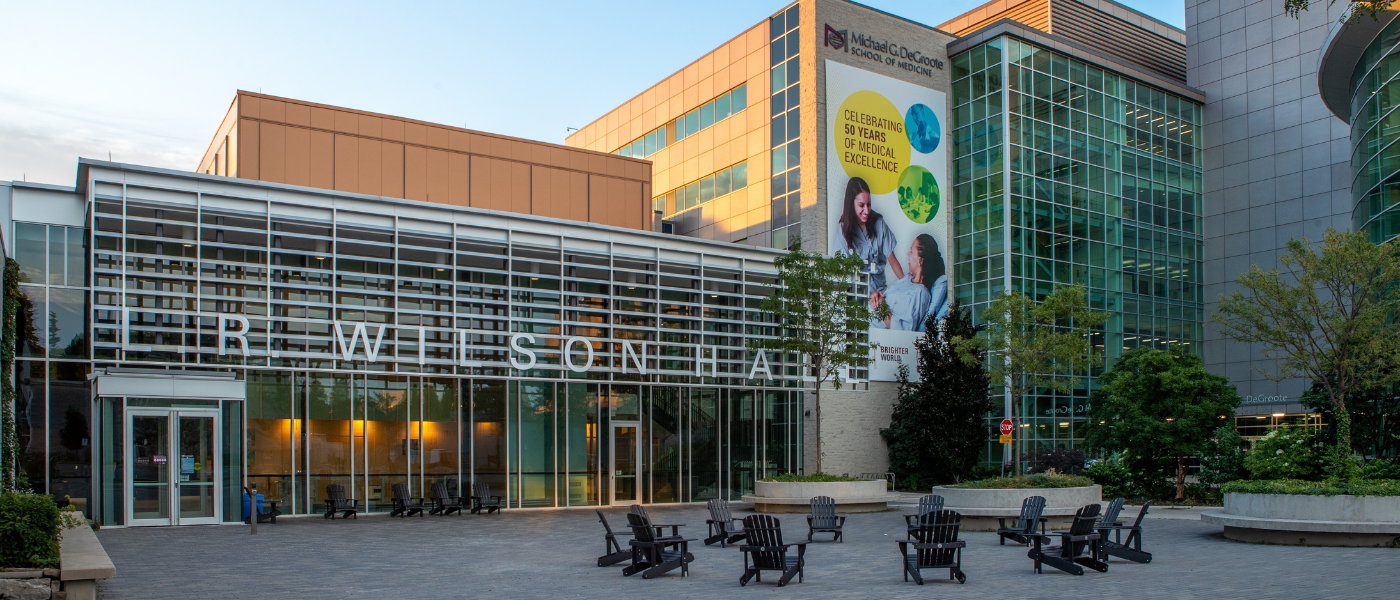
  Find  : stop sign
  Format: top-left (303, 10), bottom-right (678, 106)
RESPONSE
top-left (1000, 419), bottom-right (1014, 436)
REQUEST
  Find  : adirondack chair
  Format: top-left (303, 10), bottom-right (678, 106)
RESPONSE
top-left (470, 481), bottom-right (502, 514)
top-left (739, 514), bottom-right (808, 587)
top-left (595, 510), bottom-right (632, 567)
top-left (428, 481), bottom-right (465, 516)
top-left (904, 494), bottom-right (945, 538)
top-left (389, 483), bottom-right (427, 518)
top-left (630, 504), bottom-right (684, 539)
top-left (323, 484), bottom-right (359, 519)
top-left (1028, 503), bottom-right (1108, 575)
top-left (806, 496), bottom-right (846, 542)
top-left (1097, 500), bottom-right (1152, 563)
top-left (705, 498), bottom-right (747, 547)
top-left (996, 495), bottom-right (1047, 545)
top-left (623, 512), bottom-right (695, 579)
top-left (898, 509), bottom-right (967, 585)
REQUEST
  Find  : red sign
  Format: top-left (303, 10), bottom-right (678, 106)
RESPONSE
top-left (1000, 419), bottom-right (1014, 436)
top-left (153, 455), bottom-right (168, 465)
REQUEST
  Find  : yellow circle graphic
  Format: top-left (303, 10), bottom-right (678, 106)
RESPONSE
top-left (897, 165), bottom-right (940, 224)
top-left (835, 91), bottom-right (912, 195)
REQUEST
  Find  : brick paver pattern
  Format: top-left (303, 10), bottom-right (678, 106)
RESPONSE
top-left (94, 503), bottom-right (1398, 599)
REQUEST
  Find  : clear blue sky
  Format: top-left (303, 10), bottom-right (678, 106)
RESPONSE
top-left (0, 0), bottom-right (1185, 187)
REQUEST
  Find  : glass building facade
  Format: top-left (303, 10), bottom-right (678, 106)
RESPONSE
top-left (15, 163), bottom-right (805, 526)
top-left (1349, 18), bottom-right (1400, 245)
top-left (769, 3), bottom-right (802, 250)
top-left (949, 36), bottom-right (1205, 463)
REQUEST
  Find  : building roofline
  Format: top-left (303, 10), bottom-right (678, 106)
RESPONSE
top-left (949, 19), bottom-right (1203, 101)
top-left (9, 180), bottom-right (77, 193)
top-left (74, 158), bottom-right (785, 258)
top-left (837, 0), bottom-right (957, 37)
top-left (1317, 10), bottom-right (1399, 123)
top-left (939, 0), bottom-right (1184, 42)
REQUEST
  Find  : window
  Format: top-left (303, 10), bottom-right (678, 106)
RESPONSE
top-left (654, 161), bottom-right (750, 215)
top-left (615, 84), bottom-right (748, 158)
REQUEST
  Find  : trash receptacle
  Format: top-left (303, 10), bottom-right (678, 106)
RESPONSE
top-left (241, 491), bottom-right (265, 521)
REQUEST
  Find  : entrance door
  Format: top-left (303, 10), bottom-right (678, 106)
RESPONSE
top-left (128, 408), bottom-right (221, 526)
top-left (609, 423), bottom-right (640, 505)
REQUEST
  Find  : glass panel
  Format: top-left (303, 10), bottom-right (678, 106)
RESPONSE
top-left (421, 378), bottom-right (459, 494)
top-left (307, 373), bottom-right (352, 515)
top-left (519, 381), bottom-right (555, 507)
top-left (66, 226), bottom-right (86, 287)
top-left (177, 415), bottom-right (216, 519)
top-left (732, 84), bottom-right (747, 111)
top-left (566, 383), bottom-right (600, 506)
top-left (613, 426), bottom-right (637, 503)
top-left (222, 399), bottom-right (242, 523)
top-left (728, 390), bottom-right (755, 499)
top-left (247, 371), bottom-right (292, 510)
top-left (14, 223), bottom-right (45, 283)
top-left (611, 385), bottom-right (640, 420)
top-left (131, 415), bottom-right (169, 521)
top-left (48, 225), bottom-right (65, 286)
top-left (650, 387), bottom-right (681, 503)
top-left (49, 362), bottom-right (90, 517)
top-left (689, 388), bottom-right (719, 502)
top-left (16, 360), bottom-right (46, 492)
top-left (365, 375), bottom-right (408, 511)
top-left (17, 285), bottom-right (45, 358)
top-left (99, 398), bottom-right (124, 526)
top-left (48, 288), bottom-right (86, 358)
top-left (472, 380), bottom-right (508, 500)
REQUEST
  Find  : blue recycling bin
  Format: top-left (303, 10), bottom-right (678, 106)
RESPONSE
top-left (241, 492), bottom-right (265, 521)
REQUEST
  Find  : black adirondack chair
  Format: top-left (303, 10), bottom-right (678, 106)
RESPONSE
top-left (806, 496), bottom-right (846, 542)
top-left (1097, 500), bottom-right (1152, 563)
top-left (242, 486), bottom-right (282, 524)
top-left (630, 504), bottom-right (684, 539)
top-left (1028, 503), bottom-right (1108, 575)
top-left (471, 481), bottom-right (502, 514)
top-left (899, 509), bottom-right (967, 585)
top-left (705, 498), bottom-right (747, 547)
top-left (595, 510), bottom-right (632, 567)
top-left (323, 484), bottom-right (359, 519)
top-left (428, 481), bottom-right (465, 516)
top-left (389, 483), bottom-right (427, 518)
top-left (904, 494), bottom-right (945, 538)
top-left (996, 495), bottom-right (1047, 545)
top-left (739, 514), bottom-right (807, 587)
top-left (623, 512), bottom-right (695, 579)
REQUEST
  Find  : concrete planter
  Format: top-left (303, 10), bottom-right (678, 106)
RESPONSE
top-left (933, 484), bottom-right (1102, 531)
top-left (1202, 492), bottom-right (1400, 547)
top-left (0, 519), bottom-right (113, 600)
top-left (742, 480), bottom-right (897, 513)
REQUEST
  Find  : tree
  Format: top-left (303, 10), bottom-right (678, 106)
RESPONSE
top-left (1283, 0), bottom-right (1392, 23)
top-left (754, 246), bottom-right (872, 474)
top-left (1214, 229), bottom-right (1400, 480)
top-left (1198, 425), bottom-right (1249, 486)
top-left (954, 285), bottom-right (1107, 475)
top-left (1083, 346), bottom-right (1241, 500)
top-left (1300, 376), bottom-right (1399, 464)
top-left (881, 302), bottom-right (990, 489)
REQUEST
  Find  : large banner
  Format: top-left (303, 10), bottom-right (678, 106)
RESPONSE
top-left (825, 60), bottom-right (949, 382)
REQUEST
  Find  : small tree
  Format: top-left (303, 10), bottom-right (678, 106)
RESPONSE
top-left (882, 302), bottom-right (990, 488)
top-left (1198, 425), bottom-right (1249, 486)
top-left (955, 285), bottom-right (1107, 475)
top-left (1300, 376), bottom-right (1399, 464)
top-left (1214, 229), bottom-right (1400, 480)
top-left (1083, 346), bottom-right (1241, 500)
top-left (754, 246), bottom-right (872, 474)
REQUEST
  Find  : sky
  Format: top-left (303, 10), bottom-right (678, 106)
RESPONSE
top-left (0, 0), bottom-right (1185, 187)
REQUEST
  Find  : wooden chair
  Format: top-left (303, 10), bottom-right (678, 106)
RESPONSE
top-left (740, 514), bottom-right (808, 587)
top-left (904, 494), bottom-right (945, 538)
top-left (705, 498), bottom-right (747, 547)
top-left (1028, 503), bottom-right (1108, 575)
top-left (899, 509), bottom-right (967, 585)
top-left (428, 481), bottom-right (465, 516)
top-left (323, 484), bottom-right (359, 520)
top-left (623, 512), bottom-right (695, 579)
top-left (630, 504), bottom-right (684, 539)
top-left (595, 510), bottom-right (632, 567)
top-left (389, 483), bottom-right (427, 518)
top-left (1097, 500), bottom-right (1152, 563)
top-left (806, 496), bottom-right (846, 542)
top-left (470, 481), bottom-right (502, 514)
top-left (996, 495), bottom-right (1047, 545)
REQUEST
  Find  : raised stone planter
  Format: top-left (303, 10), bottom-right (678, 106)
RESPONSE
top-left (1202, 492), bottom-right (1400, 547)
top-left (742, 480), bottom-right (898, 513)
top-left (0, 518), bottom-right (113, 600)
top-left (934, 485), bottom-right (1102, 531)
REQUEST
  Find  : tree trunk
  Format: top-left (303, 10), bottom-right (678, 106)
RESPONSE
top-left (812, 385), bottom-right (822, 475)
top-left (1332, 406), bottom-right (1353, 481)
top-left (1175, 454), bottom-right (1186, 501)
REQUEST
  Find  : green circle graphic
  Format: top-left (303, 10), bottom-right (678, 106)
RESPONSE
top-left (896, 165), bottom-right (940, 224)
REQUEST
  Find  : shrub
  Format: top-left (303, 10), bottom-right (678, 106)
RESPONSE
top-left (1084, 460), bottom-right (1132, 499)
top-left (762, 473), bottom-right (864, 483)
top-left (1357, 460), bottom-right (1400, 481)
top-left (1198, 425), bottom-right (1248, 486)
top-left (946, 473), bottom-right (1094, 489)
top-left (1180, 483), bottom-right (1222, 505)
top-left (1244, 426), bottom-right (1325, 481)
top-left (0, 492), bottom-right (60, 568)
top-left (1025, 447), bottom-right (1086, 475)
top-left (1221, 478), bottom-right (1400, 497)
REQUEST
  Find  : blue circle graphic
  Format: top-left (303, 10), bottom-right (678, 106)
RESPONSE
top-left (904, 103), bottom-right (941, 154)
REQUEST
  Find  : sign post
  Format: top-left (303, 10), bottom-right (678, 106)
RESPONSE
top-left (999, 419), bottom-right (1013, 445)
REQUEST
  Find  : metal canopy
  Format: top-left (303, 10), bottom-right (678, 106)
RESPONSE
top-left (89, 368), bottom-right (246, 401)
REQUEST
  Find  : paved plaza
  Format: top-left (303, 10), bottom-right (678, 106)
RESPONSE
top-left (94, 501), bottom-right (1398, 599)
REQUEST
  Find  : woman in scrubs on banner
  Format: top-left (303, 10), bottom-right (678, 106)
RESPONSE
top-left (837, 177), bottom-right (903, 292)
top-left (870, 234), bottom-right (948, 332)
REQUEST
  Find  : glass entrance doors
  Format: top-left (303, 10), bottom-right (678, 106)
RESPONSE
top-left (609, 423), bottom-right (640, 505)
top-left (127, 408), bottom-right (221, 526)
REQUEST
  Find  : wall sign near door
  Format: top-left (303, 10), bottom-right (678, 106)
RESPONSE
top-left (153, 455), bottom-right (167, 465)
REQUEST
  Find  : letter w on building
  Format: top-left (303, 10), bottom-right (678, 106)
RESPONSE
top-left (335, 322), bottom-right (388, 362)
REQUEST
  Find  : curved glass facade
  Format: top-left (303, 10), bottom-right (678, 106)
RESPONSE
top-left (1349, 18), bottom-right (1400, 244)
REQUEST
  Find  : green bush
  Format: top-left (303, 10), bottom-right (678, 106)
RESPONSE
top-left (946, 473), bottom-right (1094, 489)
top-left (1084, 460), bottom-right (1132, 499)
top-left (1221, 478), bottom-right (1400, 497)
top-left (0, 492), bottom-right (60, 568)
top-left (762, 473), bottom-right (864, 483)
top-left (1198, 425), bottom-right (1248, 485)
top-left (1358, 460), bottom-right (1400, 481)
top-left (1244, 427), bottom-right (1325, 481)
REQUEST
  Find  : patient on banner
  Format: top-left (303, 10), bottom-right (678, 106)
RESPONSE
top-left (870, 234), bottom-right (947, 332)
